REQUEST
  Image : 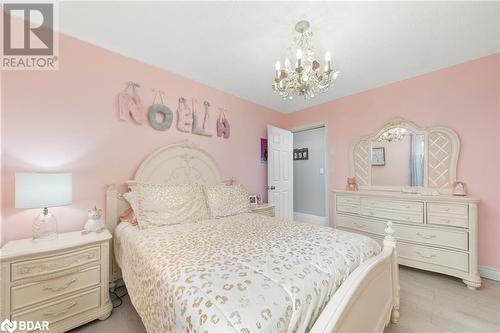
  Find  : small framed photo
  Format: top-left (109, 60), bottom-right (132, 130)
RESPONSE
top-left (371, 147), bottom-right (385, 166)
top-left (249, 195), bottom-right (257, 205)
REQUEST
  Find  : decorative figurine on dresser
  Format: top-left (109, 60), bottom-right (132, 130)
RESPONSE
top-left (334, 118), bottom-right (481, 289)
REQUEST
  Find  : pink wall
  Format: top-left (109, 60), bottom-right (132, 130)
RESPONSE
top-left (285, 54), bottom-right (500, 269)
top-left (0, 32), bottom-right (286, 244)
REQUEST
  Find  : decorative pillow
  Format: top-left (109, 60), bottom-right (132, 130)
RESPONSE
top-left (129, 183), bottom-right (210, 229)
top-left (119, 207), bottom-right (138, 226)
top-left (120, 191), bottom-right (138, 225)
top-left (204, 184), bottom-right (251, 218)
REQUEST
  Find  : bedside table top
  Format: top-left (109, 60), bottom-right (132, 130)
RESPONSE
top-left (1, 230), bottom-right (112, 260)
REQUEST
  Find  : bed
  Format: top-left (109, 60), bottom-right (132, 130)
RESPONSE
top-left (105, 141), bottom-right (400, 333)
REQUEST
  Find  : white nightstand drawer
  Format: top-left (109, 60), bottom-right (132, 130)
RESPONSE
top-left (250, 204), bottom-right (275, 217)
top-left (12, 247), bottom-right (100, 281)
top-left (12, 287), bottom-right (100, 332)
top-left (11, 266), bottom-right (101, 311)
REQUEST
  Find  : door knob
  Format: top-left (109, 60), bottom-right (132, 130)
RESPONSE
top-left (268, 186), bottom-right (276, 190)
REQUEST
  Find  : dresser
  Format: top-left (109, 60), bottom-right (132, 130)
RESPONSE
top-left (0, 231), bottom-right (112, 332)
top-left (334, 190), bottom-right (481, 289)
top-left (250, 204), bottom-right (276, 217)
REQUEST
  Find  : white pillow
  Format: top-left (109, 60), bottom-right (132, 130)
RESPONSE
top-left (204, 184), bottom-right (251, 218)
top-left (129, 182), bottom-right (209, 229)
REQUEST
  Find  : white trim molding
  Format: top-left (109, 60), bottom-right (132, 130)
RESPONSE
top-left (479, 266), bottom-right (500, 282)
top-left (294, 212), bottom-right (329, 226)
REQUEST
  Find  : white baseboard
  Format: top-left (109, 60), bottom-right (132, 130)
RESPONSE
top-left (479, 266), bottom-right (500, 282)
top-left (294, 212), bottom-right (328, 226)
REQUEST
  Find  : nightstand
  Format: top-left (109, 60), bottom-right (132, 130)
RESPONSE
top-left (0, 230), bottom-right (112, 332)
top-left (250, 204), bottom-right (276, 217)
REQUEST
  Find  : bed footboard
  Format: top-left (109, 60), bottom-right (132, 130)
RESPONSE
top-left (311, 221), bottom-right (400, 333)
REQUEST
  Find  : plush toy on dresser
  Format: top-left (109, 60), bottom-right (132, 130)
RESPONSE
top-left (345, 177), bottom-right (359, 191)
top-left (82, 206), bottom-right (105, 233)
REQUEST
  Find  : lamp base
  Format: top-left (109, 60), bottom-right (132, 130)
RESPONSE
top-left (33, 208), bottom-right (58, 241)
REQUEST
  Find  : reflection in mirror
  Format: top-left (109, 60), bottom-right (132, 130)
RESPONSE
top-left (371, 128), bottom-right (425, 187)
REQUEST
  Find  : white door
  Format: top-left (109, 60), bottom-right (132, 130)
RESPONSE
top-left (267, 125), bottom-right (293, 220)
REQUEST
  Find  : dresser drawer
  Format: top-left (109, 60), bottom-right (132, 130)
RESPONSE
top-left (12, 247), bottom-right (100, 282)
top-left (395, 224), bottom-right (468, 250)
top-left (335, 215), bottom-right (384, 235)
top-left (12, 287), bottom-right (100, 331)
top-left (337, 195), bottom-right (360, 206)
top-left (361, 207), bottom-right (423, 224)
top-left (398, 243), bottom-right (468, 272)
top-left (337, 204), bottom-right (360, 215)
top-left (361, 198), bottom-right (423, 213)
top-left (428, 202), bottom-right (468, 217)
top-left (11, 266), bottom-right (101, 311)
top-left (428, 214), bottom-right (468, 228)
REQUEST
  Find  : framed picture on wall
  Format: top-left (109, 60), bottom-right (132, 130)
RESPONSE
top-left (371, 147), bottom-right (385, 166)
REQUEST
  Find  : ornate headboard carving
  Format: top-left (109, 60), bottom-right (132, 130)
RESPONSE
top-left (105, 141), bottom-right (224, 283)
top-left (349, 118), bottom-right (460, 192)
top-left (133, 141), bottom-right (222, 185)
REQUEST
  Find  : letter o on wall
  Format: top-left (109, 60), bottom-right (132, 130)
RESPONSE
top-left (148, 104), bottom-right (173, 130)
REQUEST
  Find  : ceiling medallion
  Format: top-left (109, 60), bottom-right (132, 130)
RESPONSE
top-left (272, 20), bottom-right (339, 100)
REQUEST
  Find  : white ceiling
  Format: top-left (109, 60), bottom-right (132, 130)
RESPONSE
top-left (58, 1), bottom-right (500, 113)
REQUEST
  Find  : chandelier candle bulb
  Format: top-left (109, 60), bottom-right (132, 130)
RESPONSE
top-left (275, 61), bottom-right (281, 79)
top-left (296, 49), bottom-right (303, 68)
top-left (325, 52), bottom-right (332, 71)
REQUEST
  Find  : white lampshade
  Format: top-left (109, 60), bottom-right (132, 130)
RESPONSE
top-left (15, 173), bottom-right (72, 209)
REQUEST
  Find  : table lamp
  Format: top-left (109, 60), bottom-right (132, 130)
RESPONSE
top-left (15, 173), bottom-right (72, 241)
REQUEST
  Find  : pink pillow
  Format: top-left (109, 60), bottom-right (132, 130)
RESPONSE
top-left (119, 207), bottom-right (138, 226)
top-left (120, 191), bottom-right (138, 225)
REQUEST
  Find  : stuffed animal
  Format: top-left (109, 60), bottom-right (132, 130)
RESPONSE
top-left (345, 177), bottom-right (358, 191)
top-left (82, 206), bottom-right (105, 234)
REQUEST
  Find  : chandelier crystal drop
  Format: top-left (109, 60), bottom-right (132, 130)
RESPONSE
top-left (272, 20), bottom-right (339, 100)
top-left (377, 127), bottom-right (408, 143)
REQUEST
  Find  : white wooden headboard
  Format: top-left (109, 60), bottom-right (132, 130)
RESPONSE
top-left (105, 141), bottom-right (225, 282)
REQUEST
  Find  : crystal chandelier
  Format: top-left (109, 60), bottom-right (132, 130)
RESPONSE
top-left (272, 20), bottom-right (339, 100)
top-left (377, 127), bottom-right (408, 143)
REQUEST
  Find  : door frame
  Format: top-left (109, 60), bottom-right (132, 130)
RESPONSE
top-left (291, 121), bottom-right (330, 223)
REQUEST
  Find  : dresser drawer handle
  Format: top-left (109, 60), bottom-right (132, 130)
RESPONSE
top-left (415, 251), bottom-right (437, 259)
top-left (416, 233), bottom-right (436, 240)
top-left (43, 278), bottom-right (78, 292)
top-left (43, 301), bottom-right (77, 317)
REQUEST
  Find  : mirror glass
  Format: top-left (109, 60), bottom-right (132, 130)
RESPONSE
top-left (371, 127), bottom-right (425, 186)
